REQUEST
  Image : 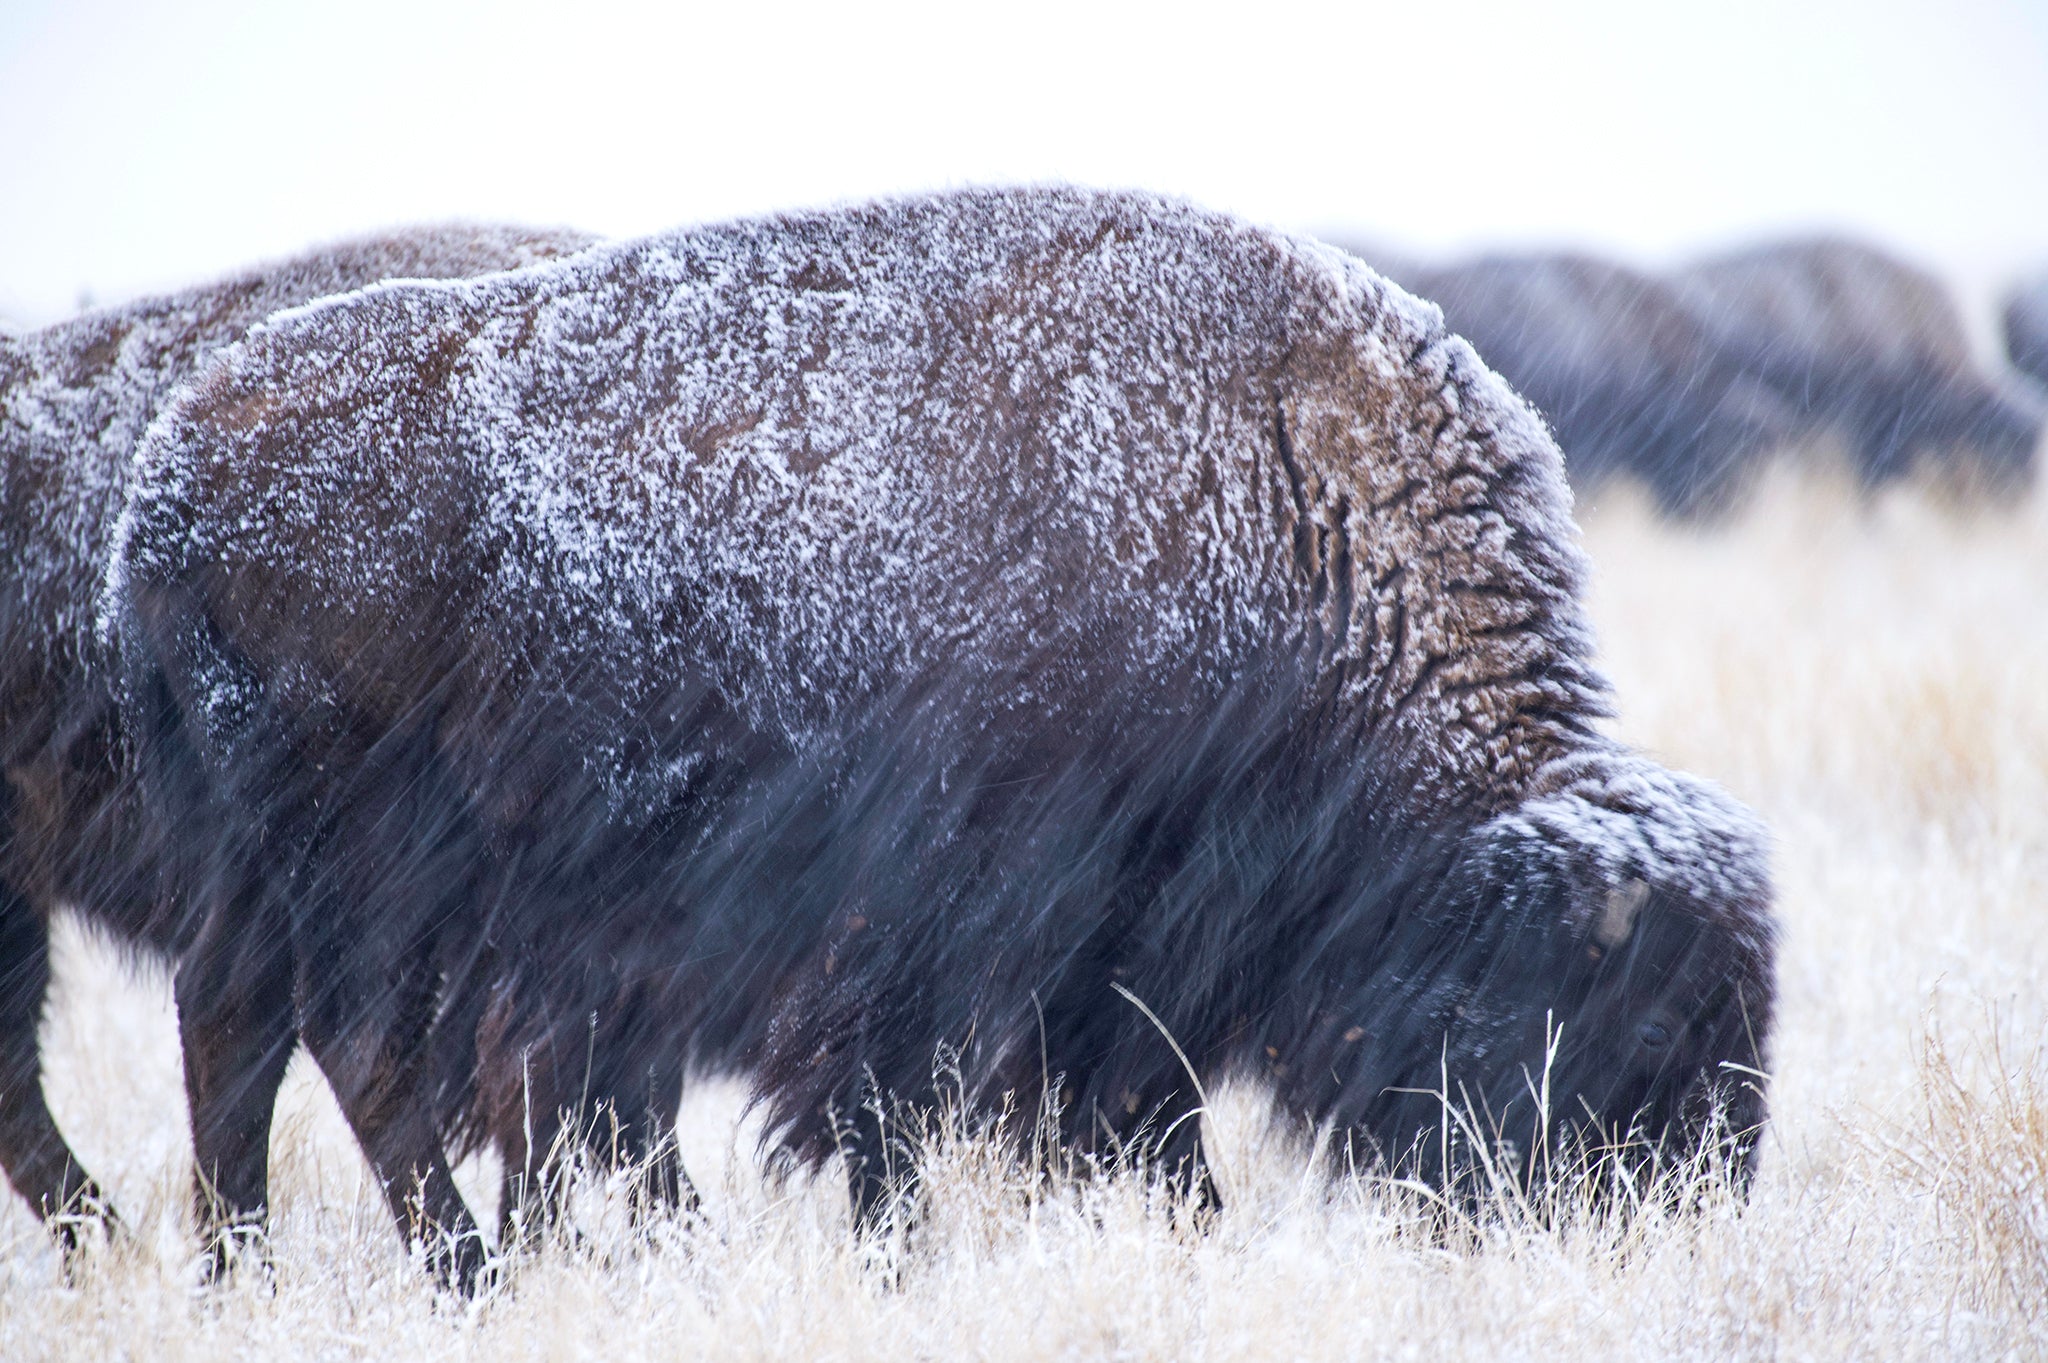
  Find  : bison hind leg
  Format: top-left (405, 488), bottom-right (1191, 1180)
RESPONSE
top-left (291, 880), bottom-right (487, 1289)
top-left (0, 877), bottom-right (120, 1263)
top-left (298, 983), bottom-right (488, 1291)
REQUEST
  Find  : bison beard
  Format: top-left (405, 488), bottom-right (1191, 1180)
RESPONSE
top-left (746, 670), bottom-right (1773, 1223)
top-left (107, 187), bottom-right (1778, 1287)
top-left (0, 222), bottom-right (597, 1258)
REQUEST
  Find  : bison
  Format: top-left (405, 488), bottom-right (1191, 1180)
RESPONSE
top-left (0, 222), bottom-right (596, 1257)
top-left (2004, 274), bottom-right (2048, 391)
top-left (1364, 253), bottom-right (1795, 519)
top-left (1671, 238), bottom-right (2042, 492)
top-left (108, 187), bottom-right (1778, 1287)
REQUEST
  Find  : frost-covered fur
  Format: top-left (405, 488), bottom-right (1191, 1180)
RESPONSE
top-left (1672, 238), bottom-right (2042, 490)
top-left (0, 223), bottom-right (597, 1242)
top-left (109, 188), bottom-right (1776, 1278)
top-left (1382, 254), bottom-right (1794, 519)
top-left (2004, 274), bottom-right (2048, 391)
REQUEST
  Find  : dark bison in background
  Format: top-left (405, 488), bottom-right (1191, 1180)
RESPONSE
top-left (108, 186), bottom-right (1777, 1288)
top-left (2005, 274), bottom-right (2048, 390)
top-left (1671, 237), bottom-right (2042, 492)
top-left (0, 222), bottom-right (596, 1253)
top-left (1368, 252), bottom-right (1794, 518)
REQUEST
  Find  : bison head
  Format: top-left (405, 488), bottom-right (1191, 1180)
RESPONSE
top-left (1287, 762), bottom-right (1776, 1205)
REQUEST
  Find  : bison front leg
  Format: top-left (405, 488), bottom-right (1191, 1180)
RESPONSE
top-left (586, 1026), bottom-right (695, 1226)
top-left (0, 877), bottom-right (116, 1258)
top-left (1144, 1093), bottom-right (1220, 1221)
top-left (839, 1105), bottom-right (901, 1237)
top-left (1070, 1071), bottom-right (1220, 1221)
top-left (605, 1060), bottom-right (697, 1232)
top-left (493, 1103), bottom-right (562, 1255)
top-left (175, 883), bottom-right (296, 1283)
top-left (489, 1072), bottom-right (580, 1256)
top-left (492, 1015), bottom-right (696, 1254)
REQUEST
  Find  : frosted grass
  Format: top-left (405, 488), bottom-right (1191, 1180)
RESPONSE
top-left (2, 466), bottom-right (2043, 1359)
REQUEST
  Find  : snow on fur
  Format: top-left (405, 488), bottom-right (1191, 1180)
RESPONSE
top-left (115, 188), bottom-right (1604, 818)
top-left (10, 222), bottom-right (597, 677)
top-left (108, 188), bottom-right (1776, 1260)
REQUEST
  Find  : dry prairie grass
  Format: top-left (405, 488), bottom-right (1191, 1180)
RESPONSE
top-left (1, 466), bottom-right (2044, 1360)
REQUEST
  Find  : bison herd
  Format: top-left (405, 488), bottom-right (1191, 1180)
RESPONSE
top-left (1, 186), bottom-right (2031, 1290)
top-left (1356, 239), bottom-right (2045, 516)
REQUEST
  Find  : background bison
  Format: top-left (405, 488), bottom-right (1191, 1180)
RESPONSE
top-left (1343, 237), bottom-right (2044, 516)
top-left (0, 222), bottom-right (596, 1253)
top-left (2005, 274), bottom-right (2048, 391)
top-left (1671, 238), bottom-right (2042, 493)
top-left (1370, 253), bottom-right (1793, 518)
top-left (109, 187), bottom-right (1777, 1286)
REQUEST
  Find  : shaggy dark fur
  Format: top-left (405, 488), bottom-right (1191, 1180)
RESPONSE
top-left (2004, 274), bottom-right (2048, 391)
top-left (1377, 253), bottom-right (1795, 519)
top-left (0, 223), bottom-right (596, 1253)
top-left (1672, 238), bottom-right (2043, 491)
top-left (108, 187), bottom-right (1778, 1288)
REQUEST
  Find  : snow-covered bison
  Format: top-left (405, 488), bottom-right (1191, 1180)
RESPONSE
top-left (2004, 274), bottom-right (2048, 391)
top-left (1672, 238), bottom-right (2042, 491)
top-left (0, 223), bottom-right (596, 1253)
top-left (109, 187), bottom-right (1778, 1288)
top-left (1384, 253), bottom-right (1793, 518)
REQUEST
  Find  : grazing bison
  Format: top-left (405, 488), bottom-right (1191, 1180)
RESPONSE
top-left (0, 223), bottom-right (596, 1254)
top-left (1375, 254), bottom-right (1794, 519)
top-left (2004, 274), bottom-right (2048, 390)
top-left (1672, 238), bottom-right (2043, 491)
top-left (108, 187), bottom-right (1777, 1286)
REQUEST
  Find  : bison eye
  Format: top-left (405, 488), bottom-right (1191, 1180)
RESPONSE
top-left (1637, 1020), bottom-right (1673, 1050)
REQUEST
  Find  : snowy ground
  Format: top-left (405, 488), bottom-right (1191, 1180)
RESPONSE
top-left (0, 464), bottom-right (2043, 1360)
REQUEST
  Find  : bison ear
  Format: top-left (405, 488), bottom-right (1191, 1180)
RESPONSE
top-left (1594, 877), bottom-right (1650, 947)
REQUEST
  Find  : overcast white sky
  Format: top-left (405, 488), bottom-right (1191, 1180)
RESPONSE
top-left (2, 0), bottom-right (2044, 327)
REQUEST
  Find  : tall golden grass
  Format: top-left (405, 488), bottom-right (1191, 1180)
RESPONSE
top-left (2, 467), bottom-right (2043, 1360)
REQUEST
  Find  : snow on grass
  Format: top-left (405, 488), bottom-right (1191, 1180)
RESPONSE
top-left (2, 466), bottom-right (2043, 1360)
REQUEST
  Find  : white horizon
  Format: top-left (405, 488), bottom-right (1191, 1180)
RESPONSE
top-left (3, 0), bottom-right (2044, 334)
